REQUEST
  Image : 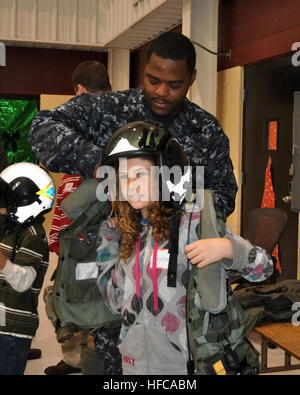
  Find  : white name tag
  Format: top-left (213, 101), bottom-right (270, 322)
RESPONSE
top-left (63, 182), bottom-right (74, 193)
top-left (149, 248), bottom-right (170, 270)
top-left (76, 262), bottom-right (98, 280)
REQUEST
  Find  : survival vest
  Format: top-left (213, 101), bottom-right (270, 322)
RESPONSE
top-left (44, 197), bottom-right (121, 343)
top-left (186, 190), bottom-right (259, 375)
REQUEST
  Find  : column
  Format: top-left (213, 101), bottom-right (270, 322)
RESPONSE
top-left (182, 0), bottom-right (218, 116)
top-left (108, 47), bottom-right (130, 91)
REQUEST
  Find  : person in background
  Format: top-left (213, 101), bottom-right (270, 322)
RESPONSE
top-left (72, 60), bottom-right (111, 95)
top-left (0, 142), bottom-right (42, 362)
top-left (0, 163), bottom-right (55, 375)
top-left (44, 60), bottom-right (112, 376)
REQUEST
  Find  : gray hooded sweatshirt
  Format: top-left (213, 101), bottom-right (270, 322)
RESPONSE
top-left (96, 207), bottom-right (273, 375)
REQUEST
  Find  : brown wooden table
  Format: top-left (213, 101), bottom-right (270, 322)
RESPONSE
top-left (254, 322), bottom-right (300, 373)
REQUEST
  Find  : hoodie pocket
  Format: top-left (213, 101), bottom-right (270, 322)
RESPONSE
top-left (118, 322), bottom-right (186, 374)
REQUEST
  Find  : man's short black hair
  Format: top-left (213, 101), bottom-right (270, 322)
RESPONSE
top-left (72, 61), bottom-right (111, 93)
top-left (146, 32), bottom-right (196, 75)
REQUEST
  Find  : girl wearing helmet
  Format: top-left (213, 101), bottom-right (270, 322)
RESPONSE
top-left (0, 162), bottom-right (55, 375)
top-left (96, 121), bottom-right (273, 375)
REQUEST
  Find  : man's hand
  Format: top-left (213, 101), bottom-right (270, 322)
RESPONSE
top-left (184, 238), bottom-right (233, 269)
top-left (93, 160), bottom-right (101, 181)
top-left (107, 217), bottom-right (119, 229)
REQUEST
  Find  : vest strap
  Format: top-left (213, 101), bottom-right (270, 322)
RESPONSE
top-left (196, 190), bottom-right (227, 314)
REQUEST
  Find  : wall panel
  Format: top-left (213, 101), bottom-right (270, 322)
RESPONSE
top-left (218, 0), bottom-right (300, 70)
top-left (16, 0), bottom-right (37, 40)
top-left (0, 0), bottom-right (177, 50)
top-left (0, 46), bottom-right (107, 95)
top-left (0, 0), bottom-right (16, 38)
top-left (57, 0), bottom-right (77, 43)
top-left (37, 0), bottom-right (58, 42)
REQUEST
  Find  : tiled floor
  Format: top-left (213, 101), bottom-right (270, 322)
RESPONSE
top-left (24, 252), bottom-right (300, 375)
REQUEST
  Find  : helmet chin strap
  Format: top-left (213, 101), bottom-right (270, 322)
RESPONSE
top-left (163, 165), bottom-right (193, 287)
top-left (10, 222), bottom-right (28, 262)
top-left (164, 165), bottom-right (192, 204)
top-left (167, 204), bottom-right (181, 288)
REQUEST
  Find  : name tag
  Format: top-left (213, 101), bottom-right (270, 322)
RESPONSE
top-left (149, 248), bottom-right (170, 270)
top-left (63, 182), bottom-right (74, 193)
top-left (76, 262), bottom-right (98, 280)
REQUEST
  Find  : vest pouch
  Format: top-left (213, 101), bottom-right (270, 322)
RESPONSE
top-left (56, 324), bottom-right (78, 343)
top-left (43, 285), bottom-right (59, 328)
top-left (65, 223), bottom-right (101, 261)
top-left (52, 200), bottom-right (121, 334)
top-left (196, 264), bottom-right (227, 313)
top-left (61, 249), bottom-right (101, 304)
top-left (233, 338), bottom-right (260, 375)
top-left (65, 271), bottom-right (101, 304)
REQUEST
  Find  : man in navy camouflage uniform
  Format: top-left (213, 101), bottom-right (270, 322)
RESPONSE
top-left (29, 32), bottom-right (237, 219)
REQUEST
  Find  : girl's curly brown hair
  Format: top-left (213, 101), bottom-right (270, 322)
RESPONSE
top-left (110, 157), bottom-right (173, 261)
top-left (112, 200), bottom-right (173, 261)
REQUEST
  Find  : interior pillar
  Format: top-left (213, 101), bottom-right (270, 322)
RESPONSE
top-left (182, 0), bottom-right (218, 116)
top-left (108, 48), bottom-right (130, 91)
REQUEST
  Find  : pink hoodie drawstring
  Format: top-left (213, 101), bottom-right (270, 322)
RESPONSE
top-left (135, 233), bottom-right (142, 301)
top-left (152, 241), bottom-right (159, 315)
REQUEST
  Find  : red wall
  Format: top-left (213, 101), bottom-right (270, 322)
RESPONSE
top-left (0, 46), bottom-right (108, 95)
top-left (218, 0), bottom-right (300, 70)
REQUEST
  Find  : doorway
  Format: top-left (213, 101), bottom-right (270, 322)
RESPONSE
top-left (242, 55), bottom-right (300, 280)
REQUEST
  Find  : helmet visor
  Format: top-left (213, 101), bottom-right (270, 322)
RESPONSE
top-left (103, 122), bottom-right (170, 165)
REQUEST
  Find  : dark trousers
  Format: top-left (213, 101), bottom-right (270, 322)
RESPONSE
top-left (93, 327), bottom-right (122, 375)
top-left (0, 334), bottom-right (32, 375)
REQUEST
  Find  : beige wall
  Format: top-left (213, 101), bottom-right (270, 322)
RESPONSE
top-left (216, 66), bottom-right (244, 235)
top-left (39, 94), bottom-right (74, 234)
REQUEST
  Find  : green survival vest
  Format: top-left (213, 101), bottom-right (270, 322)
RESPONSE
top-left (186, 190), bottom-right (259, 375)
top-left (44, 198), bottom-right (121, 343)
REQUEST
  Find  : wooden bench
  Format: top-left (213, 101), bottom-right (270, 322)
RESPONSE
top-left (254, 322), bottom-right (300, 373)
